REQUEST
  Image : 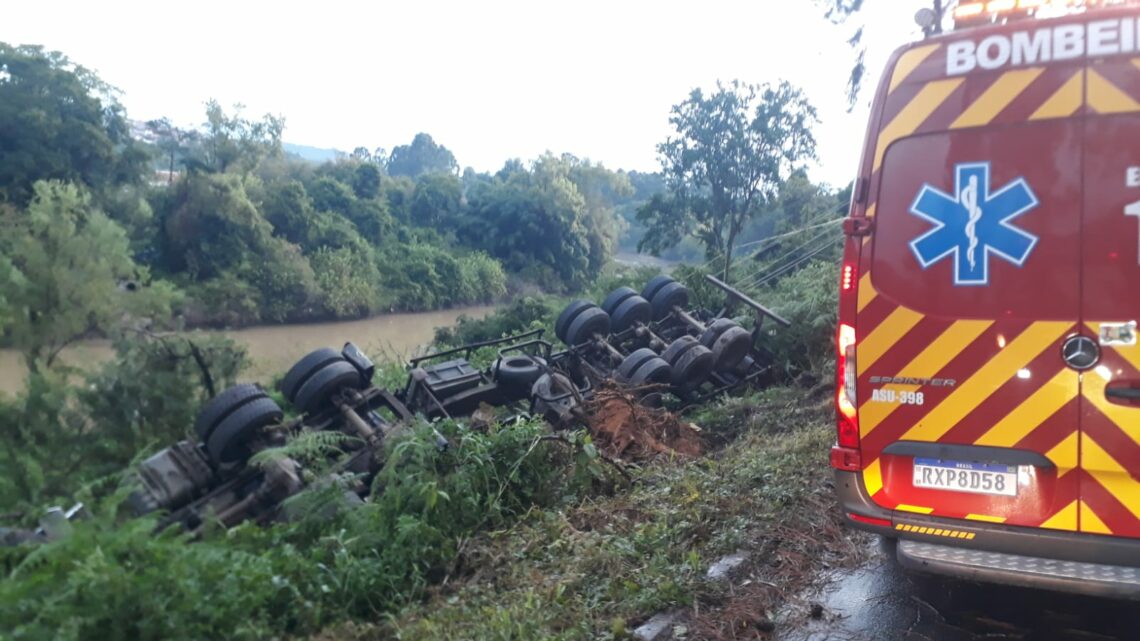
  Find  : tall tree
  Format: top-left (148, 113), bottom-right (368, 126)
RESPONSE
top-left (195, 100), bottom-right (285, 174)
top-left (0, 44), bottom-right (147, 205)
top-left (638, 81), bottom-right (818, 280)
top-left (0, 181), bottom-right (174, 373)
top-left (386, 133), bottom-right (458, 178)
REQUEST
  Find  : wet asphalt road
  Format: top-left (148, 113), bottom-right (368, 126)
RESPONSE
top-left (778, 538), bottom-right (1140, 641)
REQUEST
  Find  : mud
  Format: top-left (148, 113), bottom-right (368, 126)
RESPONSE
top-left (585, 385), bottom-right (703, 460)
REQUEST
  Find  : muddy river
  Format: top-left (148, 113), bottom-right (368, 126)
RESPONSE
top-left (0, 305), bottom-right (497, 395)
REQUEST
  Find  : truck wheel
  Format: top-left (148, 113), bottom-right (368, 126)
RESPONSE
top-left (555, 300), bottom-right (596, 344)
top-left (699, 319), bottom-right (740, 349)
top-left (610, 295), bottom-right (651, 333)
top-left (672, 343), bottom-right (715, 390)
top-left (617, 348), bottom-right (658, 381)
top-left (629, 357), bottom-right (672, 387)
top-left (711, 326), bottom-right (753, 372)
top-left (640, 275), bottom-right (676, 303)
top-left (206, 397), bottom-right (283, 466)
top-left (564, 307), bottom-right (611, 347)
top-left (294, 360), bottom-right (363, 415)
top-left (494, 355), bottom-right (547, 393)
top-left (650, 281), bottom-right (690, 322)
top-left (194, 383), bottom-right (267, 442)
top-left (660, 335), bottom-right (699, 366)
top-left (601, 287), bottom-right (638, 316)
top-left (280, 348), bottom-right (344, 403)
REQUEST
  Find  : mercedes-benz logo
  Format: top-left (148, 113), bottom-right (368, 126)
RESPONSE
top-left (1062, 335), bottom-right (1100, 371)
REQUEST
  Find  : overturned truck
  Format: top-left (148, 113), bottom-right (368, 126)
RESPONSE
top-left (14, 274), bottom-right (790, 543)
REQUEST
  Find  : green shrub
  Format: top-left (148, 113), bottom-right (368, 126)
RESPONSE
top-left (433, 296), bottom-right (557, 347)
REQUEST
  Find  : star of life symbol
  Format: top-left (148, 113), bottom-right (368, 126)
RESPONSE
top-left (909, 162), bottom-right (1040, 286)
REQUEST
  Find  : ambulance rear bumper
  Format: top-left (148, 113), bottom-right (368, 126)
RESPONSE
top-left (834, 469), bottom-right (1140, 599)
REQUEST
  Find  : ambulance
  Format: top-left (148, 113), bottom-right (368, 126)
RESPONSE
top-left (833, 1), bottom-right (1140, 598)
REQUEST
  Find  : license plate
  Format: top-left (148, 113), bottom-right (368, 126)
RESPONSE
top-left (912, 458), bottom-right (1018, 497)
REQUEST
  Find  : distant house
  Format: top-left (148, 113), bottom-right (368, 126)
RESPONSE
top-left (149, 170), bottom-right (180, 187)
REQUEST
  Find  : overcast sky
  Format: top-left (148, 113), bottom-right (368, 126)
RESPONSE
top-left (4, 0), bottom-right (928, 188)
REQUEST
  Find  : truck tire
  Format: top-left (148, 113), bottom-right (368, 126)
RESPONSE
top-left (650, 281), bottom-right (690, 322)
top-left (617, 348), bottom-right (658, 381)
top-left (555, 300), bottom-right (596, 344)
top-left (660, 335), bottom-right (699, 367)
top-left (640, 275), bottom-right (676, 303)
top-left (280, 348), bottom-right (344, 403)
top-left (494, 355), bottom-right (547, 393)
top-left (194, 383), bottom-right (267, 442)
top-left (206, 397), bottom-right (283, 466)
top-left (699, 319), bottom-right (740, 349)
top-left (601, 287), bottom-right (638, 316)
top-left (629, 356), bottom-right (672, 387)
top-left (711, 326), bottom-right (753, 372)
top-left (610, 295), bottom-right (651, 333)
top-left (294, 360), bottom-right (363, 415)
top-left (672, 343), bottom-right (715, 390)
top-left (564, 307), bottom-right (611, 347)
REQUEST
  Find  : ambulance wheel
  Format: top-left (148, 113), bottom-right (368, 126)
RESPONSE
top-left (610, 295), bottom-right (651, 333)
top-left (628, 357), bottom-right (672, 387)
top-left (617, 348), bottom-right (659, 382)
top-left (194, 383), bottom-right (267, 443)
top-left (564, 307), bottom-right (611, 347)
top-left (640, 275), bottom-right (676, 303)
top-left (556, 300), bottom-right (596, 344)
top-left (280, 348), bottom-right (344, 403)
top-left (601, 287), bottom-right (639, 316)
top-left (650, 281), bottom-right (690, 322)
top-left (294, 360), bottom-right (363, 415)
top-left (711, 326), bottom-right (753, 372)
top-left (206, 396), bottom-right (283, 466)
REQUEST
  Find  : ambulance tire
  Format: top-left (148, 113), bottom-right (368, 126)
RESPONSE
top-left (610, 295), bottom-right (651, 333)
top-left (650, 281), bottom-right (690, 322)
top-left (194, 383), bottom-right (267, 443)
top-left (556, 300), bottom-right (596, 344)
top-left (206, 397), bottom-right (283, 467)
top-left (564, 307), bottom-right (611, 347)
top-left (601, 287), bottom-right (639, 316)
top-left (640, 275), bottom-right (676, 303)
top-left (294, 361), bottom-right (363, 416)
top-left (280, 348), bottom-right (344, 403)
top-left (711, 326), bottom-right (753, 372)
top-left (617, 348), bottom-right (659, 382)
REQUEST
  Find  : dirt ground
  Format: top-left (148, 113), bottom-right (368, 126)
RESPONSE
top-left (585, 384), bottom-right (704, 460)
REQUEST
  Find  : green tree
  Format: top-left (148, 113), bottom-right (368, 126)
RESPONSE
top-left (351, 162), bottom-right (382, 199)
top-left (410, 173), bottom-right (463, 228)
top-left (637, 80), bottom-right (818, 279)
top-left (0, 181), bottom-right (175, 374)
top-left (194, 100), bottom-right (285, 174)
top-left (0, 44), bottom-right (147, 205)
top-left (386, 133), bottom-right (459, 178)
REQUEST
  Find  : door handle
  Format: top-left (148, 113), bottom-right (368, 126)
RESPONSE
top-left (1105, 384), bottom-right (1140, 406)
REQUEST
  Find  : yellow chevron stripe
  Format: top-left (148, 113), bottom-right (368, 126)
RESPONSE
top-left (874, 79), bottom-right (964, 172)
top-left (965, 513), bottom-right (1006, 523)
top-left (861, 204), bottom-right (876, 247)
top-left (857, 272), bottom-right (876, 314)
top-left (1080, 500), bottom-right (1113, 535)
top-left (1082, 373), bottom-right (1140, 450)
top-left (863, 458), bottom-right (883, 497)
top-left (1045, 431), bottom-right (1080, 471)
top-left (889, 44), bottom-right (941, 93)
top-left (1133, 58), bottom-right (1140, 71)
top-left (861, 320), bottom-right (993, 435)
top-left (1088, 68), bottom-right (1140, 114)
top-left (951, 68), bottom-right (1045, 129)
top-left (1087, 321), bottom-right (1140, 373)
top-left (858, 307), bottom-right (924, 371)
top-left (896, 504), bottom-right (934, 514)
top-left (974, 369), bottom-right (1076, 447)
top-left (1040, 500), bottom-right (1078, 531)
top-left (1082, 436), bottom-right (1140, 521)
top-left (898, 322), bottom-right (1070, 444)
top-left (1029, 70), bottom-right (1084, 121)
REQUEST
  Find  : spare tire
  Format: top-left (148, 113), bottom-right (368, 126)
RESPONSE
top-left (650, 281), bottom-right (690, 322)
top-left (601, 287), bottom-right (638, 316)
top-left (610, 295), bottom-right (651, 333)
top-left (564, 307), bottom-right (611, 346)
top-left (294, 360), bottom-right (363, 415)
top-left (494, 355), bottom-right (547, 394)
top-left (640, 275), bottom-right (676, 303)
top-left (206, 396), bottom-right (283, 466)
top-left (194, 383), bottom-right (267, 442)
top-left (280, 348), bottom-right (344, 403)
top-left (617, 348), bottom-right (659, 382)
top-left (555, 300), bottom-right (596, 344)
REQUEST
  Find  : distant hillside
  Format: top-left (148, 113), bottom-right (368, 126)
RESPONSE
top-left (283, 142), bottom-right (345, 164)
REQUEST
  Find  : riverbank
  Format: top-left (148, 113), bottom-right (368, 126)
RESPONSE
top-left (0, 305), bottom-right (497, 395)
